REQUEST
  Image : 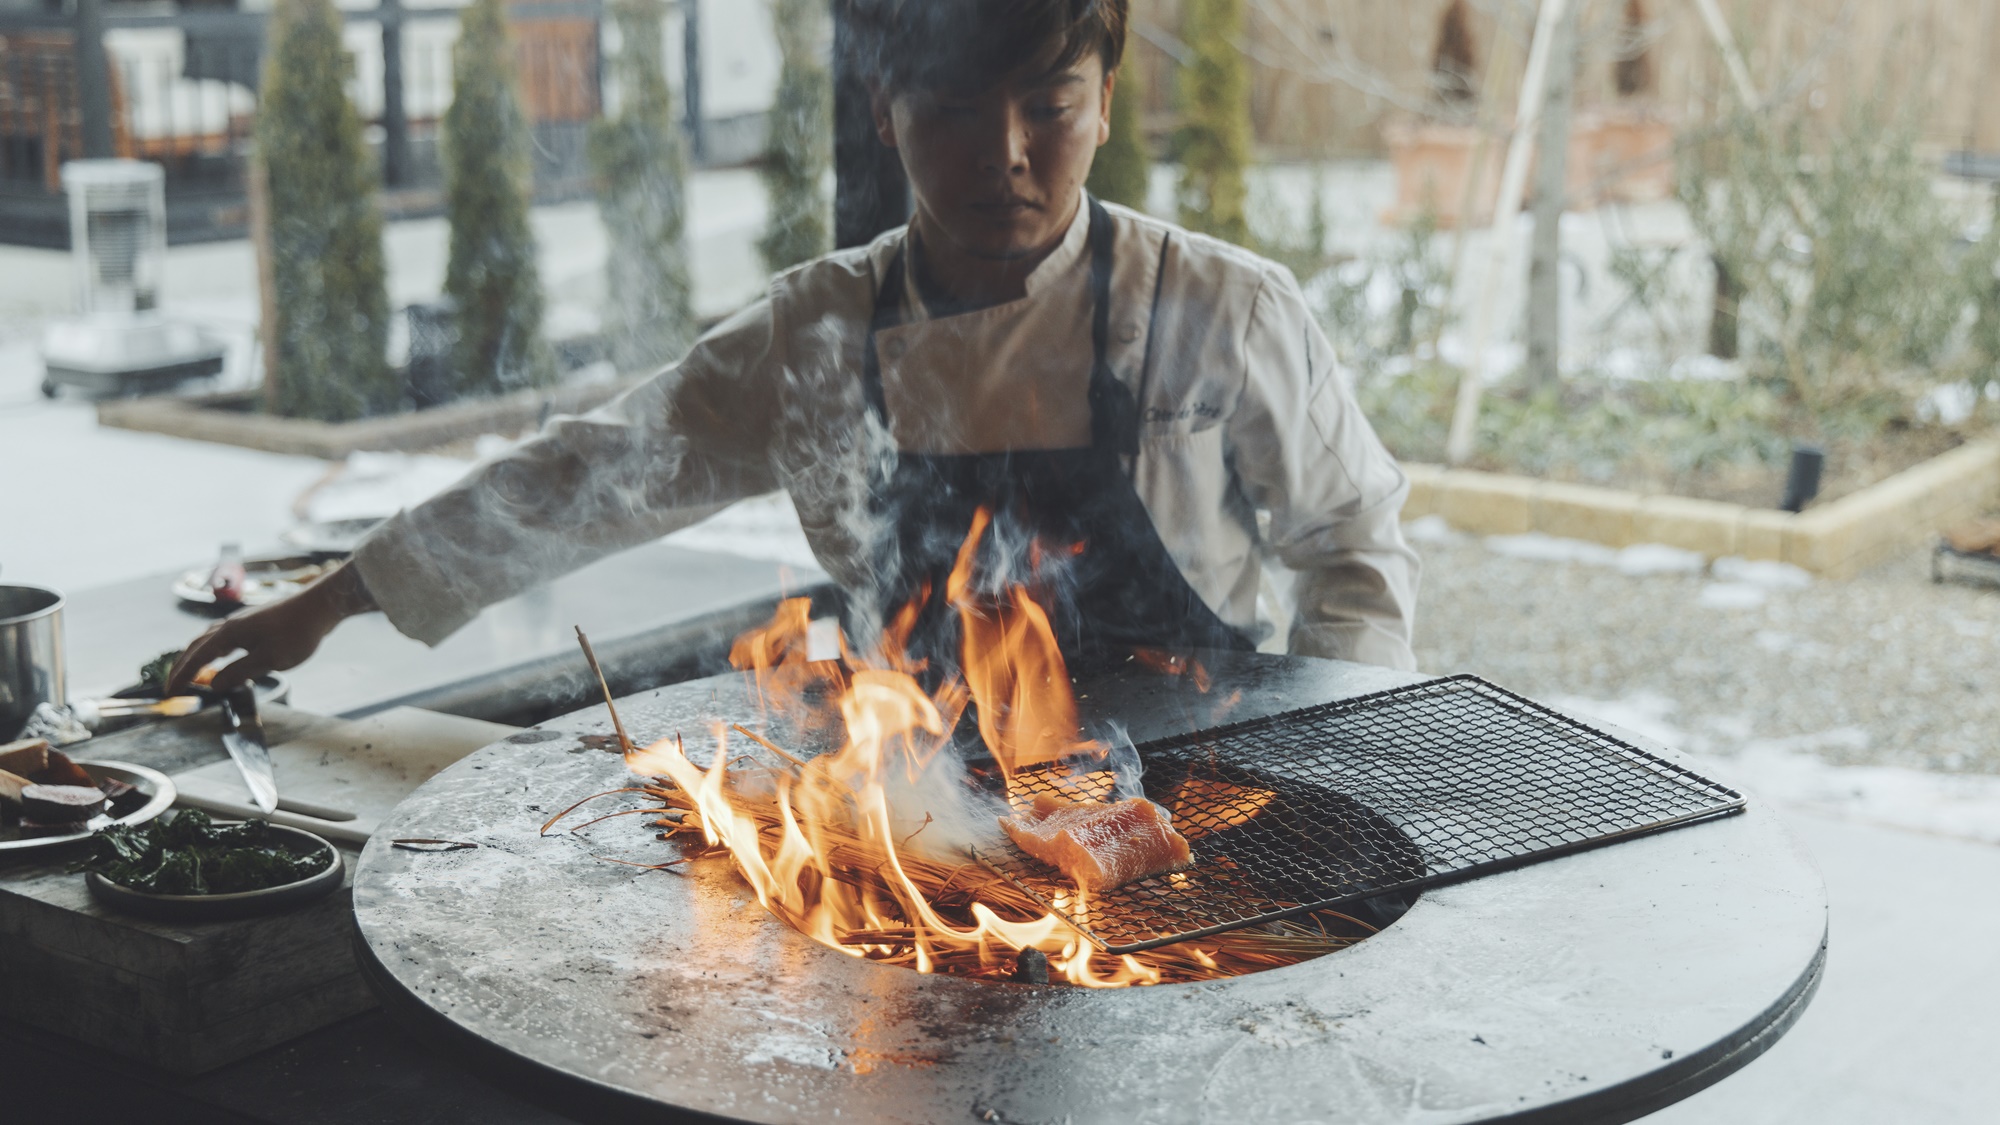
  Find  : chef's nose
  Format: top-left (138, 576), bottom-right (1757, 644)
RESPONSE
top-left (975, 103), bottom-right (1031, 176)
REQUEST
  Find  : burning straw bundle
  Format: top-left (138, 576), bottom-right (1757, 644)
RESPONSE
top-left (560, 585), bottom-right (1373, 988)
top-left (547, 730), bottom-right (1372, 987)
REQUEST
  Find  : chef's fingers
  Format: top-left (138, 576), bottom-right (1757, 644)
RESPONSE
top-left (206, 648), bottom-right (273, 694)
top-left (166, 619), bottom-right (244, 693)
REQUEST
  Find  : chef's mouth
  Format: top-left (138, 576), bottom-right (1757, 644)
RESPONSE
top-left (971, 199), bottom-right (1039, 217)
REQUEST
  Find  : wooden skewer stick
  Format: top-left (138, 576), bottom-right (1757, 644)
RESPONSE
top-left (574, 627), bottom-right (635, 754)
top-left (729, 723), bottom-right (809, 768)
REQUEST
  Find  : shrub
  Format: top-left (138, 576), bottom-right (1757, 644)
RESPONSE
top-left (443, 0), bottom-right (556, 396)
top-left (1086, 33), bottom-right (1149, 210)
top-left (256, 0), bottom-right (392, 421)
top-left (1174, 0), bottom-right (1251, 245)
top-left (1678, 91), bottom-right (1970, 420)
top-left (592, 0), bottom-right (697, 372)
top-left (758, 0), bottom-right (832, 273)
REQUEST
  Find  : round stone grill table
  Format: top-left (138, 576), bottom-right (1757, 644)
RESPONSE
top-left (353, 654), bottom-right (1826, 1124)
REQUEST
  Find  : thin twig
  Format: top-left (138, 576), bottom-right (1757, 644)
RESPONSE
top-left (574, 626), bottom-right (634, 754)
top-left (565, 806), bottom-right (675, 834)
top-left (539, 787), bottom-right (649, 835)
top-left (587, 853), bottom-right (690, 873)
top-left (730, 723), bottom-right (809, 768)
top-left (896, 812), bottom-right (934, 852)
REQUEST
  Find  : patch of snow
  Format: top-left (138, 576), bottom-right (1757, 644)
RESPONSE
top-left (1437, 333), bottom-right (1522, 382)
top-left (664, 492), bottom-right (821, 571)
top-left (544, 300), bottom-right (602, 342)
top-left (1552, 693), bottom-right (2000, 845)
top-left (1402, 515), bottom-right (1461, 545)
top-left (1712, 556), bottom-right (1814, 589)
top-left (1596, 346), bottom-right (1658, 383)
top-left (471, 432), bottom-right (526, 460)
top-left (301, 450), bottom-right (480, 524)
top-left (1666, 354), bottom-right (1743, 382)
top-left (1731, 735), bottom-right (2000, 845)
top-left (1614, 543), bottom-right (1707, 576)
top-left (1917, 381), bottom-right (1980, 426)
top-left (566, 360), bottom-right (620, 387)
top-left (1751, 628), bottom-right (1832, 659)
top-left (0, 403), bottom-right (328, 590)
top-left (1550, 690), bottom-right (1696, 752)
top-left (1485, 532), bottom-right (1619, 565)
top-left (1755, 629), bottom-right (1797, 652)
top-left (1697, 581), bottom-right (1768, 610)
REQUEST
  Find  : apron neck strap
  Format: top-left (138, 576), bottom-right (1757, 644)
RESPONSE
top-left (1081, 198), bottom-right (1137, 457)
top-left (861, 198), bottom-right (1126, 454)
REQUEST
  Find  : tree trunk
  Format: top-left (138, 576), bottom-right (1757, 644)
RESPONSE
top-left (1709, 255), bottom-right (1740, 359)
top-left (248, 150), bottom-right (279, 414)
top-left (1524, 0), bottom-right (1578, 392)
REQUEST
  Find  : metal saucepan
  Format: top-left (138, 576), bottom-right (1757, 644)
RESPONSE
top-left (0, 584), bottom-right (66, 740)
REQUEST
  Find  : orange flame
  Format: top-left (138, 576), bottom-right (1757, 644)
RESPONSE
top-left (629, 509), bottom-right (1164, 987)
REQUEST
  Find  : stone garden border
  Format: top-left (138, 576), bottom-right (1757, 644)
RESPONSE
top-left (95, 378), bottom-right (643, 461)
top-left (1403, 438), bottom-right (2000, 578)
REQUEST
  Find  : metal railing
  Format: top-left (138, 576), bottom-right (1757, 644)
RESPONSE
top-left (0, 0), bottom-right (607, 247)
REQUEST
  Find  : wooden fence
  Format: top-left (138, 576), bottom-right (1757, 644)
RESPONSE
top-left (1129, 0), bottom-right (2000, 160)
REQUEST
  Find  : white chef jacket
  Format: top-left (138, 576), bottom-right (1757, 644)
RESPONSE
top-left (351, 196), bottom-right (1421, 669)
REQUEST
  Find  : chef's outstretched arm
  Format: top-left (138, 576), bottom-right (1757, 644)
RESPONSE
top-left (167, 301), bottom-right (787, 692)
top-left (1228, 266), bottom-right (1421, 671)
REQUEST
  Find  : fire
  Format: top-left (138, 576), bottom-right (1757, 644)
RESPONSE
top-left (618, 510), bottom-right (1357, 987)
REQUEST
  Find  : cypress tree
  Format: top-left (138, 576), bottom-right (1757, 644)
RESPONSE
top-left (443, 0), bottom-right (556, 396)
top-left (1086, 33), bottom-right (1150, 210)
top-left (256, 0), bottom-right (392, 421)
top-left (1174, 0), bottom-right (1251, 245)
top-left (758, 0), bottom-right (832, 273)
top-left (591, 0), bottom-right (696, 372)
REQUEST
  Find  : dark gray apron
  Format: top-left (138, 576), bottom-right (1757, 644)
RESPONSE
top-left (859, 198), bottom-right (1254, 676)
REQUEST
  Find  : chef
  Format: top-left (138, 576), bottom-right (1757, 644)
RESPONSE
top-left (168, 0), bottom-right (1419, 695)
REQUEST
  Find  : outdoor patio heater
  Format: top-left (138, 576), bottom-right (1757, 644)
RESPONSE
top-left (39, 159), bottom-right (225, 398)
top-left (353, 652), bottom-right (1826, 1125)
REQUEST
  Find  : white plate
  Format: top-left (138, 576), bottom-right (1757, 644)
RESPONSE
top-left (171, 558), bottom-right (334, 607)
top-left (0, 760), bottom-right (176, 852)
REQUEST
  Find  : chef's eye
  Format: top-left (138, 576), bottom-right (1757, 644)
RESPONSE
top-left (1028, 103), bottom-right (1070, 123)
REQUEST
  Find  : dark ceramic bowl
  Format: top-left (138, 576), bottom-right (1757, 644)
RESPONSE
top-left (85, 823), bottom-right (343, 921)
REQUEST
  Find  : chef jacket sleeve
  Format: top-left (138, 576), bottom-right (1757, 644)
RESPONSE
top-left (1228, 266), bottom-right (1421, 670)
top-left (350, 300), bottom-right (786, 646)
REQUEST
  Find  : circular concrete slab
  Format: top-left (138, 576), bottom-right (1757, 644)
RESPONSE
top-left (353, 655), bottom-right (1825, 1124)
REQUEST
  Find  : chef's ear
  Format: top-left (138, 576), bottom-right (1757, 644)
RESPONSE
top-left (871, 83), bottom-right (899, 149)
top-left (1098, 68), bottom-right (1116, 146)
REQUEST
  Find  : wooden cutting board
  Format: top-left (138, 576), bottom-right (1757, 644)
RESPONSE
top-left (169, 707), bottom-right (518, 845)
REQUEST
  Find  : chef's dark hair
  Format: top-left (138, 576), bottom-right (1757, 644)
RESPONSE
top-left (852, 0), bottom-right (1129, 94)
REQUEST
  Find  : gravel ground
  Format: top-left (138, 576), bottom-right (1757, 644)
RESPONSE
top-left (1407, 524), bottom-right (2000, 775)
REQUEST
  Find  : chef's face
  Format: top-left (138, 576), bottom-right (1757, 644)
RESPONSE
top-left (877, 57), bottom-right (1114, 261)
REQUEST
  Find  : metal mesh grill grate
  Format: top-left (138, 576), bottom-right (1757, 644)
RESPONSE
top-left (973, 675), bottom-right (1746, 954)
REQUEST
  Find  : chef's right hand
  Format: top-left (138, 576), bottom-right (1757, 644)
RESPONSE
top-left (166, 562), bottom-right (379, 694)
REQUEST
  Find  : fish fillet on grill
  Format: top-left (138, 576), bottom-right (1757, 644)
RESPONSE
top-left (999, 795), bottom-right (1194, 891)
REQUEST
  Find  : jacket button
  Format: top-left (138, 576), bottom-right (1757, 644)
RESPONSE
top-left (883, 338), bottom-right (907, 360)
top-left (1119, 323), bottom-right (1141, 343)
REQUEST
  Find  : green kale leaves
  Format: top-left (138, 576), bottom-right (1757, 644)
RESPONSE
top-left (78, 809), bottom-right (327, 895)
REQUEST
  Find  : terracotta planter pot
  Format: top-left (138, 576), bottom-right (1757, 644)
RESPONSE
top-left (1382, 119), bottom-right (1507, 228)
top-left (1567, 105), bottom-right (1677, 207)
top-left (1383, 104), bottom-right (1678, 227)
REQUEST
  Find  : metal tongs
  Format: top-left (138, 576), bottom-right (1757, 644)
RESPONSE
top-left (219, 684), bottom-right (277, 814)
